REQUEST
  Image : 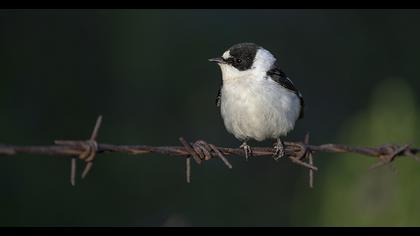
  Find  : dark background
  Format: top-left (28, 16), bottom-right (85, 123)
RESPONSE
top-left (0, 9), bottom-right (420, 226)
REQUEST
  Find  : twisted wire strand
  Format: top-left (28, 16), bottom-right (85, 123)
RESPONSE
top-left (0, 116), bottom-right (419, 187)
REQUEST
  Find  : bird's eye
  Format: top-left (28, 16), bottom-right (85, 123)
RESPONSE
top-left (235, 58), bottom-right (242, 63)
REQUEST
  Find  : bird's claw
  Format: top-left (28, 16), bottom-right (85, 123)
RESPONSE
top-left (273, 139), bottom-right (285, 161)
top-left (240, 142), bottom-right (252, 161)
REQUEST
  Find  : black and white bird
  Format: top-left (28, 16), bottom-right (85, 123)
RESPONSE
top-left (209, 42), bottom-right (304, 160)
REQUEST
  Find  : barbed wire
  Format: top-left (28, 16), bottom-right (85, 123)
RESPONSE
top-left (0, 116), bottom-right (419, 187)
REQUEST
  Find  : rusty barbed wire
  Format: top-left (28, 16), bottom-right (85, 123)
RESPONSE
top-left (0, 115), bottom-right (419, 187)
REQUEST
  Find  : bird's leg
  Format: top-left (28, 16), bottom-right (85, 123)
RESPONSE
top-left (273, 138), bottom-right (285, 160)
top-left (240, 140), bottom-right (252, 161)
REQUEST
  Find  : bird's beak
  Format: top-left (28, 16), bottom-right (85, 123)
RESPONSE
top-left (208, 57), bottom-right (226, 64)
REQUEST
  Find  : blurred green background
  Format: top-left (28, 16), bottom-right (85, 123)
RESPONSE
top-left (0, 9), bottom-right (420, 226)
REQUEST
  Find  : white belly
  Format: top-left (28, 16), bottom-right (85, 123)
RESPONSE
top-left (220, 77), bottom-right (301, 141)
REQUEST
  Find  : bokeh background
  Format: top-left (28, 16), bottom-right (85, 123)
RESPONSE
top-left (1, 9), bottom-right (420, 226)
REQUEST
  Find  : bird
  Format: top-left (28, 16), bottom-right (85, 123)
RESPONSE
top-left (209, 42), bottom-right (304, 160)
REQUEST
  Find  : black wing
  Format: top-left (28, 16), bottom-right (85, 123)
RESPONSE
top-left (215, 86), bottom-right (222, 107)
top-left (266, 65), bottom-right (305, 119)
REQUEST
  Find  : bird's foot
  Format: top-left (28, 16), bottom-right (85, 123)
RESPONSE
top-left (240, 142), bottom-right (252, 161)
top-left (273, 138), bottom-right (285, 161)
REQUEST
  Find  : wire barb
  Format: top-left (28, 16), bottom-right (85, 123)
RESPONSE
top-left (209, 143), bottom-right (232, 169)
top-left (80, 115), bottom-right (102, 178)
top-left (55, 115), bottom-right (102, 186)
top-left (70, 158), bottom-right (76, 186)
top-left (369, 144), bottom-right (410, 170)
top-left (303, 132), bottom-right (315, 188)
top-left (186, 157), bottom-right (191, 183)
top-left (179, 137), bottom-right (202, 165)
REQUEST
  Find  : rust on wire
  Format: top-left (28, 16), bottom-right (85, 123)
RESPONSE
top-left (0, 115), bottom-right (419, 186)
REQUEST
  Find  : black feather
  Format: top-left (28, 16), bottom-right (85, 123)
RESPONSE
top-left (266, 65), bottom-right (305, 119)
top-left (216, 87), bottom-right (222, 107)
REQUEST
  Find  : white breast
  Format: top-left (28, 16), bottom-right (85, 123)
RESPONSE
top-left (220, 76), bottom-right (301, 141)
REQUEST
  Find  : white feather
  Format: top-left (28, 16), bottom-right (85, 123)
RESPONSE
top-left (218, 48), bottom-right (301, 141)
